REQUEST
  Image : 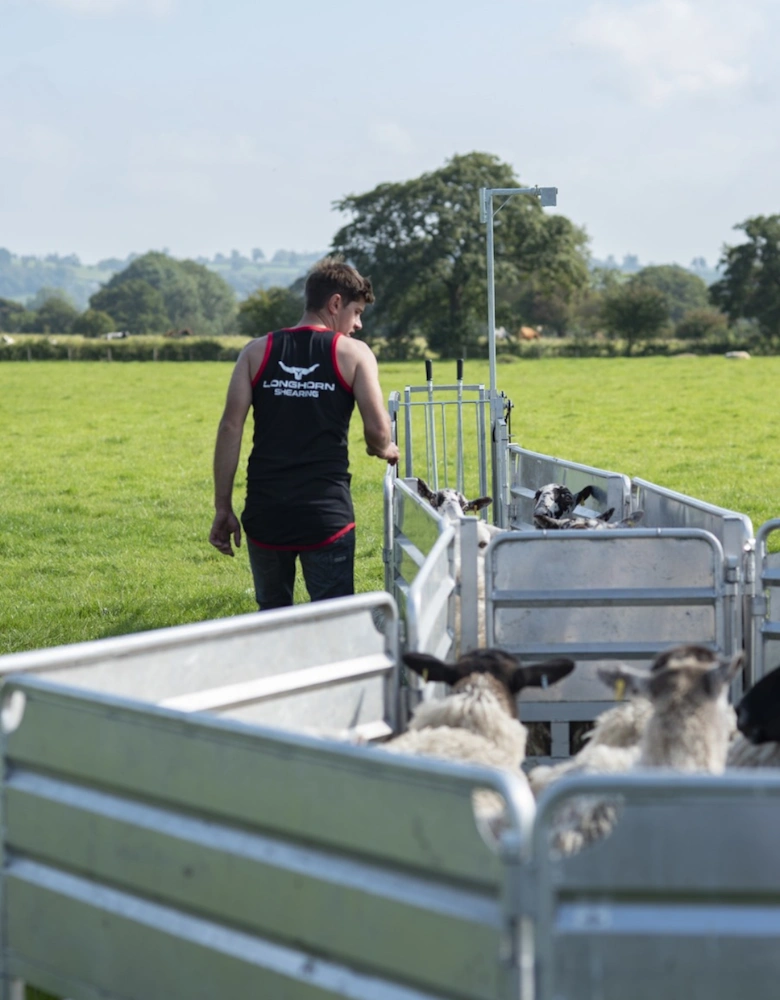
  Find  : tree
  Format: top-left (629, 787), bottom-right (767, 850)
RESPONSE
top-left (601, 280), bottom-right (669, 356)
top-left (27, 286), bottom-right (75, 311)
top-left (675, 307), bottom-right (729, 342)
top-left (331, 152), bottom-right (590, 357)
top-left (25, 296), bottom-right (80, 334)
top-left (90, 252), bottom-right (237, 336)
top-left (90, 279), bottom-right (169, 334)
top-left (238, 286), bottom-right (303, 337)
top-left (72, 308), bottom-right (117, 338)
top-left (0, 297), bottom-right (25, 332)
top-left (633, 264), bottom-right (708, 323)
top-left (710, 215), bottom-right (780, 340)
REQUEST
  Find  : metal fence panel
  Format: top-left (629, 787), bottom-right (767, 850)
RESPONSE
top-left (532, 771), bottom-right (780, 1000)
top-left (508, 446), bottom-right (631, 529)
top-left (0, 593), bottom-right (398, 742)
top-left (750, 518), bottom-right (780, 683)
top-left (632, 477), bottom-right (753, 690)
top-left (484, 529), bottom-right (727, 755)
top-left (0, 676), bottom-right (536, 1000)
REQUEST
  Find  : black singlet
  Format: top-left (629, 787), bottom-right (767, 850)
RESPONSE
top-left (241, 327), bottom-right (356, 549)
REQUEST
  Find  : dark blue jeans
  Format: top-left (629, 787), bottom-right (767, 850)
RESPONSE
top-left (247, 529), bottom-right (356, 611)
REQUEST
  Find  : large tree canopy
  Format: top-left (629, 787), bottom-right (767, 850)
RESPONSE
top-left (90, 252), bottom-right (237, 336)
top-left (601, 279), bottom-right (669, 356)
top-left (331, 152), bottom-right (589, 357)
top-left (633, 264), bottom-right (709, 323)
top-left (710, 215), bottom-right (780, 340)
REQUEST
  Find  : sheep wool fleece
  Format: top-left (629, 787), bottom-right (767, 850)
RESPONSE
top-left (242, 327), bottom-right (356, 549)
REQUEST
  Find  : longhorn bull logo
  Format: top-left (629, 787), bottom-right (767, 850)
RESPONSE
top-left (278, 361), bottom-right (320, 380)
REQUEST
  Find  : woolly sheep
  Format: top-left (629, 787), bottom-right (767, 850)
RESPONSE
top-left (383, 649), bottom-right (575, 827)
top-left (547, 645), bottom-right (742, 855)
top-left (416, 477), bottom-right (498, 650)
top-left (727, 663), bottom-right (780, 768)
top-left (528, 697), bottom-right (652, 797)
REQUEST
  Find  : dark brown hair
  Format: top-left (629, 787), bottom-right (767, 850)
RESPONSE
top-left (304, 256), bottom-right (375, 311)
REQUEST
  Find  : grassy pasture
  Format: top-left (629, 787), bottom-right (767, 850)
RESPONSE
top-left (1, 356), bottom-right (778, 655)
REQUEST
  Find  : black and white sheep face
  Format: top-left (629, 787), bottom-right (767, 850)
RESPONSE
top-left (598, 645), bottom-right (744, 706)
top-left (532, 482), bottom-right (606, 522)
top-left (736, 663), bottom-right (780, 744)
top-left (403, 648), bottom-right (576, 717)
top-left (416, 477), bottom-right (493, 517)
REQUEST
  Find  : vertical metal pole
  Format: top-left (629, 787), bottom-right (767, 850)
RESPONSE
top-left (482, 188), bottom-right (498, 399)
top-left (425, 360), bottom-right (438, 489)
top-left (440, 403), bottom-right (449, 488)
top-left (456, 358), bottom-right (464, 495)
top-left (403, 386), bottom-right (413, 479)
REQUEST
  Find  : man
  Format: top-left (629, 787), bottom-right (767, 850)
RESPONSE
top-left (209, 257), bottom-right (399, 609)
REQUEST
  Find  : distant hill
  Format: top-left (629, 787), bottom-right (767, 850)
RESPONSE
top-left (591, 253), bottom-right (723, 286)
top-left (0, 247), bottom-right (326, 310)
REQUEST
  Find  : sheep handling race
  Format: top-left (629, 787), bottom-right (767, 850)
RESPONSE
top-left (2, 187), bottom-right (780, 1000)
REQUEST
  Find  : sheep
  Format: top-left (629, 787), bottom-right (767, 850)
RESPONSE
top-left (528, 697), bottom-right (653, 797)
top-left (534, 510), bottom-right (645, 531)
top-left (546, 645), bottom-right (742, 855)
top-left (532, 482), bottom-right (611, 525)
top-left (416, 477), bottom-right (499, 651)
top-left (383, 649), bottom-right (575, 828)
top-left (727, 663), bottom-right (780, 768)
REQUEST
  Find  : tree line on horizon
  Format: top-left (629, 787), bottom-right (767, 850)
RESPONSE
top-left (1, 152), bottom-right (778, 357)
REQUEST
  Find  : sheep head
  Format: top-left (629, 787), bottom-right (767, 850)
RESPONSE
top-left (598, 645), bottom-right (744, 707)
top-left (736, 662), bottom-right (780, 744)
top-left (416, 477), bottom-right (492, 518)
top-left (532, 482), bottom-right (608, 526)
top-left (403, 649), bottom-right (575, 717)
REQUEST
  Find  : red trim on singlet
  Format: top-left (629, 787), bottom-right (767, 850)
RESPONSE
top-left (331, 332), bottom-right (353, 393)
top-left (247, 522), bottom-right (355, 552)
top-left (251, 333), bottom-right (274, 388)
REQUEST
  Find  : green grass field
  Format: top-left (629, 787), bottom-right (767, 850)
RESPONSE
top-left (1, 356), bottom-right (778, 655)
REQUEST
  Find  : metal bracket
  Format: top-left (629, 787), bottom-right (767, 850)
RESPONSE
top-left (752, 595), bottom-right (768, 618)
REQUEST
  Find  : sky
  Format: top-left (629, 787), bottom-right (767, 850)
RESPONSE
top-left (2, 0), bottom-right (778, 269)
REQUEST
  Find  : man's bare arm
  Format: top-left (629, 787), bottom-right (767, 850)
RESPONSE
top-left (209, 350), bottom-right (253, 555)
top-left (351, 341), bottom-right (399, 464)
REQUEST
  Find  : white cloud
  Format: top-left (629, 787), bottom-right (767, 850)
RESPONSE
top-left (369, 122), bottom-right (414, 155)
top-left (572, 0), bottom-right (763, 105)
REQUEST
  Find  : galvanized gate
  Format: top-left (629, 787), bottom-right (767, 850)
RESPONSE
top-left (750, 518), bottom-right (780, 682)
top-left (0, 592), bottom-right (400, 744)
top-left (0, 671), bottom-right (536, 1000)
top-left (532, 771), bottom-right (780, 1000)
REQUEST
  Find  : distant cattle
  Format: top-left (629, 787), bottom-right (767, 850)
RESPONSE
top-left (518, 325), bottom-right (541, 340)
top-left (164, 327), bottom-right (193, 338)
top-left (104, 331), bottom-right (130, 340)
top-left (1, 334), bottom-right (15, 345)
top-left (725, 350), bottom-right (750, 360)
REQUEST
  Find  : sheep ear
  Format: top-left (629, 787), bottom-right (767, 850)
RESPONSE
top-left (416, 478), bottom-right (436, 503)
top-left (573, 485), bottom-right (595, 506)
top-left (597, 665), bottom-right (650, 696)
top-left (597, 508), bottom-right (615, 522)
top-left (534, 513), bottom-right (560, 529)
top-left (463, 495), bottom-right (492, 513)
top-left (510, 657), bottom-right (576, 694)
top-left (402, 653), bottom-right (460, 686)
top-left (703, 651), bottom-right (745, 698)
top-left (533, 489), bottom-right (541, 502)
top-left (620, 510), bottom-right (644, 527)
